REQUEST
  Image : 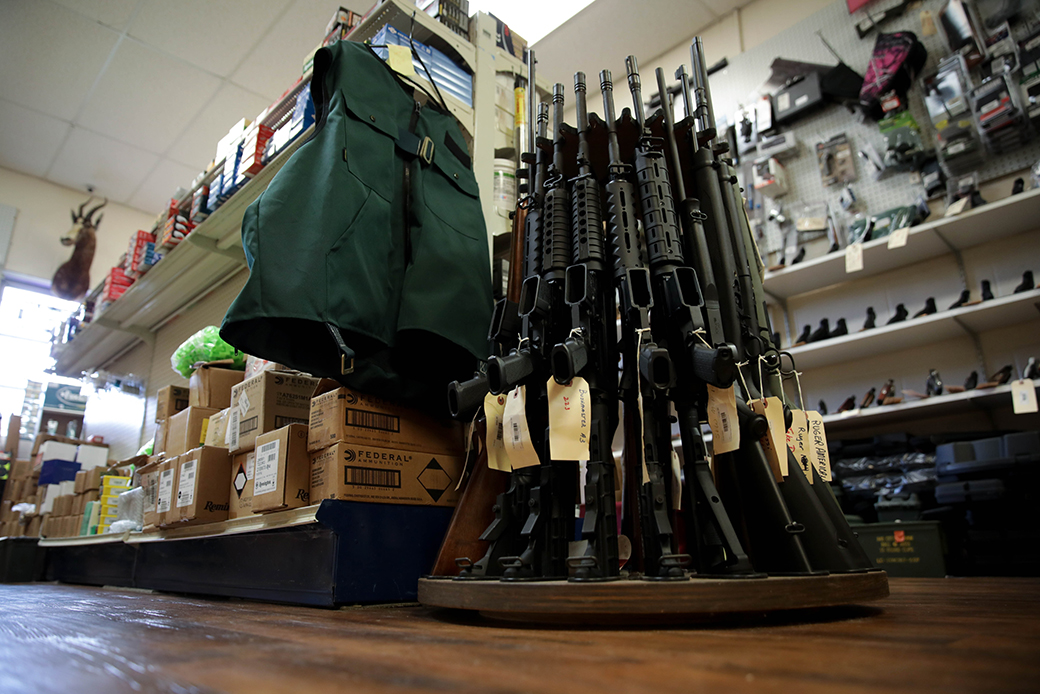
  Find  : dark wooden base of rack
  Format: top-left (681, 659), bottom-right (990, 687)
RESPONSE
top-left (418, 570), bottom-right (889, 624)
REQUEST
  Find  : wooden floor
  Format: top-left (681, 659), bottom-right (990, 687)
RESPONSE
top-left (0, 579), bottom-right (1037, 693)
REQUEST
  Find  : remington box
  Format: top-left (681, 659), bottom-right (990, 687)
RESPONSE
top-left (253, 424), bottom-right (311, 513)
top-left (156, 385), bottom-right (190, 421)
top-left (204, 408), bottom-right (231, 448)
top-left (156, 456), bottom-right (179, 526)
top-left (189, 362), bottom-right (245, 410)
top-left (228, 371), bottom-right (319, 453)
top-left (308, 380), bottom-right (463, 455)
top-left (166, 406), bottom-right (219, 457)
top-left (229, 450), bottom-right (255, 519)
top-left (136, 458), bottom-right (163, 528)
top-left (310, 442), bottom-right (463, 508)
top-left (175, 446), bottom-right (231, 526)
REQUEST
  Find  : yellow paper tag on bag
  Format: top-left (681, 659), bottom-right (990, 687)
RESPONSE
top-left (503, 386), bottom-right (541, 469)
top-left (483, 392), bottom-right (511, 472)
top-left (386, 45), bottom-right (416, 77)
top-left (751, 396), bottom-right (788, 481)
top-left (547, 376), bottom-right (591, 460)
top-left (706, 384), bottom-right (740, 454)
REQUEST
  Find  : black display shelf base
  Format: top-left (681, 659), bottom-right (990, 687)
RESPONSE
top-left (418, 571), bottom-right (890, 624)
top-left (43, 500), bottom-right (453, 606)
top-left (0, 537), bottom-right (46, 583)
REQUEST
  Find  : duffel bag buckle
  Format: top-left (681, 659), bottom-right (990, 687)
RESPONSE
top-left (419, 136), bottom-right (435, 165)
top-left (341, 355), bottom-right (355, 375)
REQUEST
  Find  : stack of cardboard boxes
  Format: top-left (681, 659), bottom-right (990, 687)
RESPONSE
top-left (0, 459), bottom-right (40, 538)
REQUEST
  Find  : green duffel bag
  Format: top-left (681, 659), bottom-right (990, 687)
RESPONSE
top-left (221, 40), bottom-right (492, 414)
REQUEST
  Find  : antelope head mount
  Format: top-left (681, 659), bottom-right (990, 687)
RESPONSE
top-left (52, 197), bottom-right (107, 301)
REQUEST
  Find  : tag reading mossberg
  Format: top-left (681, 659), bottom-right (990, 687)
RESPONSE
top-left (787, 409), bottom-right (812, 484)
top-left (547, 376), bottom-right (590, 460)
top-left (386, 44), bottom-right (416, 77)
top-left (503, 386), bottom-right (540, 469)
top-left (706, 384), bottom-right (739, 454)
top-left (483, 391), bottom-right (511, 472)
top-left (805, 410), bottom-right (832, 482)
top-left (845, 242), bottom-right (864, 273)
top-left (1011, 379), bottom-right (1039, 414)
top-left (751, 397), bottom-right (788, 481)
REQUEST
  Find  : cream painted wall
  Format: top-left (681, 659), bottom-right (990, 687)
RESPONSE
top-left (0, 166), bottom-right (156, 287)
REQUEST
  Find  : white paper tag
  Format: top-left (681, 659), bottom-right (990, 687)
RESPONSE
top-left (547, 376), bottom-right (591, 460)
top-left (805, 410), bottom-right (832, 482)
top-left (887, 227), bottom-right (909, 249)
top-left (670, 450), bottom-right (682, 511)
top-left (787, 409), bottom-right (812, 484)
top-left (752, 397), bottom-right (788, 480)
top-left (176, 459), bottom-right (196, 508)
top-left (227, 409), bottom-right (240, 449)
top-left (245, 451), bottom-right (255, 480)
top-left (845, 242), bottom-right (864, 273)
top-left (503, 386), bottom-right (541, 469)
top-left (945, 197), bottom-right (970, 217)
top-left (238, 391), bottom-right (250, 417)
top-left (157, 469), bottom-right (173, 513)
top-left (706, 384), bottom-right (740, 454)
top-left (483, 392), bottom-right (510, 472)
top-left (1011, 379), bottom-right (1039, 414)
top-left (254, 439), bottom-right (280, 496)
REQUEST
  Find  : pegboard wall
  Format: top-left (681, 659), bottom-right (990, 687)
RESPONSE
top-left (704, 0), bottom-right (1040, 259)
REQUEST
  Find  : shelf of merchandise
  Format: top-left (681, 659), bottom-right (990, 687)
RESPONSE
top-left (786, 287), bottom-right (1040, 371)
top-left (762, 188), bottom-right (1040, 301)
top-left (821, 378), bottom-right (1040, 438)
top-left (50, 125), bottom-right (314, 378)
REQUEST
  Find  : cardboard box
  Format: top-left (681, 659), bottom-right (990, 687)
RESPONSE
top-left (190, 363), bottom-right (245, 410)
top-left (82, 466), bottom-right (103, 491)
top-left (76, 444), bottom-right (109, 469)
top-left (156, 386), bottom-right (190, 421)
top-left (252, 424), bottom-right (311, 513)
top-left (4, 414), bottom-right (20, 456)
top-left (175, 447), bottom-right (231, 525)
top-left (309, 442), bottom-right (463, 507)
top-left (74, 470), bottom-right (86, 494)
top-left (229, 450), bottom-right (255, 519)
top-left (204, 408), bottom-right (231, 448)
top-left (156, 457), bottom-right (178, 526)
top-left (229, 371), bottom-right (319, 453)
top-left (166, 406), bottom-right (220, 457)
top-left (73, 493), bottom-right (85, 515)
top-left (137, 460), bottom-right (162, 527)
top-left (27, 515), bottom-right (41, 537)
top-left (154, 418), bottom-right (169, 455)
top-left (11, 459), bottom-right (31, 479)
top-left (308, 381), bottom-right (463, 455)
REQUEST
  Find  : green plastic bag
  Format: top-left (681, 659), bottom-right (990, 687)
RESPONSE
top-left (170, 326), bottom-right (245, 378)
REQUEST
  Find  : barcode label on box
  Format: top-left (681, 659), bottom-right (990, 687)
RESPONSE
top-left (177, 460), bottom-right (196, 508)
top-left (240, 415), bottom-right (258, 435)
top-left (227, 410), bottom-right (239, 449)
top-left (254, 440), bottom-right (280, 496)
top-left (345, 408), bottom-right (400, 432)
top-left (274, 415), bottom-right (306, 428)
top-left (157, 469), bottom-right (173, 513)
top-left (344, 466), bottom-right (401, 488)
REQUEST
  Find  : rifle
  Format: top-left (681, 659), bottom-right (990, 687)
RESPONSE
top-left (549, 72), bottom-right (621, 581)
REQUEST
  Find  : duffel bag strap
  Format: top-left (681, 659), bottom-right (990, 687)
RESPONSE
top-left (325, 323), bottom-right (355, 375)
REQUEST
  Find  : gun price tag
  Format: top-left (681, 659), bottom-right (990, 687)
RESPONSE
top-left (945, 196), bottom-right (970, 217)
top-left (547, 376), bottom-right (591, 460)
top-left (386, 45), bottom-right (416, 77)
top-left (1011, 379), bottom-right (1039, 414)
top-left (805, 410), bottom-right (832, 482)
top-left (845, 242), bottom-right (864, 273)
top-left (888, 227), bottom-right (909, 249)
top-left (483, 392), bottom-right (511, 472)
top-left (706, 384), bottom-right (740, 454)
top-left (787, 409), bottom-right (812, 484)
top-left (503, 386), bottom-right (541, 469)
top-left (751, 397), bottom-right (788, 481)
top-left (670, 450), bottom-right (682, 511)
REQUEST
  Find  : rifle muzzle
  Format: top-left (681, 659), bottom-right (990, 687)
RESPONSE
top-left (551, 336), bottom-right (588, 385)
top-left (486, 351), bottom-right (535, 395)
top-left (689, 342), bottom-right (737, 388)
top-left (448, 373), bottom-right (490, 420)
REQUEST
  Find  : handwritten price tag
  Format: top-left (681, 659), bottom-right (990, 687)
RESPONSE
top-left (845, 242), bottom-right (864, 273)
top-left (1011, 379), bottom-right (1039, 414)
top-left (547, 376), bottom-right (591, 460)
top-left (888, 227), bottom-right (909, 249)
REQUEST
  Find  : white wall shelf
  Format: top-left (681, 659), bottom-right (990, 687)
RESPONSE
top-left (821, 379), bottom-right (1040, 438)
top-left (763, 188), bottom-right (1040, 301)
top-left (786, 288), bottom-right (1040, 371)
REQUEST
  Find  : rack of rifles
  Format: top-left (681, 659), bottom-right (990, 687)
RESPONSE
top-left (446, 38), bottom-right (875, 582)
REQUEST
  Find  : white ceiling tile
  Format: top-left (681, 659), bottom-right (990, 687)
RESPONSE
top-left (49, 0), bottom-right (139, 31)
top-left (127, 158), bottom-right (199, 213)
top-left (0, 99), bottom-right (72, 177)
top-left (230, 0), bottom-right (361, 100)
top-left (167, 83), bottom-right (272, 169)
top-left (0, 0), bottom-right (119, 120)
top-left (699, 0), bottom-right (750, 17)
top-left (47, 127), bottom-right (159, 203)
top-left (128, 0), bottom-right (293, 78)
top-left (77, 39), bottom-right (221, 153)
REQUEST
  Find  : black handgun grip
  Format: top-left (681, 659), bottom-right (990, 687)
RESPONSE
top-left (551, 336), bottom-right (588, 385)
top-left (639, 344), bottom-right (674, 390)
top-left (689, 342), bottom-right (737, 389)
top-left (448, 373), bottom-right (489, 420)
top-left (486, 351), bottom-right (535, 395)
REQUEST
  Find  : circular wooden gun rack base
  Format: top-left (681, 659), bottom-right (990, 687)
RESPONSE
top-left (419, 571), bottom-right (889, 625)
